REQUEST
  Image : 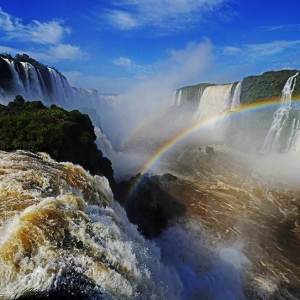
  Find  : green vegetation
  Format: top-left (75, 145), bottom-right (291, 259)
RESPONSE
top-left (0, 95), bottom-right (98, 173)
top-left (240, 70), bottom-right (300, 104)
top-left (176, 70), bottom-right (300, 106)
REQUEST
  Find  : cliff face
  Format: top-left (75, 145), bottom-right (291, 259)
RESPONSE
top-left (175, 69), bottom-right (300, 109)
top-left (0, 54), bottom-right (101, 109)
top-left (240, 70), bottom-right (300, 104)
top-left (174, 83), bottom-right (213, 110)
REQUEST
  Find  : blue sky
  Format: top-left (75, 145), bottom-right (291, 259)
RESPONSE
top-left (0, 0), bottom-right (300, 94)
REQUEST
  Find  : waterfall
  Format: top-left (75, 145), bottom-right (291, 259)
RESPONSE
top-left (194, 84), bottom-right (233, 122)
top-left (285, 117), bottom-right (300, 151)
top-left (0, 57), bottom-right (118, 160)
top-left (20, 62), bottom-right (44, 99)
top-left (1, 58), bottom-right (26, 95)
top-left (0, 57), bottom-right (102, 108)
top-left (72, 87), bottom-right (105, 109)
top-left (231, 82), bottom-right (242, 110)
top-left (223, 85), bottom-right (234, 111)
top-left (260, 72), bottom-right (298, 154)
top-left (94, 126), bottom-right (115, 158)
top-left (36, 69), bottom-right (48, 98)
top-left (175, 89), bottom-right (182, 106)
top-left (197, 86), bottom-right (205, 105)
top-left (47, 67), bottom-right (75, 105)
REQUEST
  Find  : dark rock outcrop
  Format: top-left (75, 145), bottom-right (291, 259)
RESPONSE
top-left (116, 173), bottom-right (186, 239)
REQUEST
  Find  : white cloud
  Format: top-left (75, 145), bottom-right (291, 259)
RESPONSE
top-left (113, 56), bottom-right (152, 77)
top-left (104, 0), bottom-right (230, 32)
top-left (223, 40), bottom-right (300, 58)
top-left (0, 8), bottom-right (70, 45)
top-left (0, 8), bottom-right (86, 63)
top-left (114, 57), bottom-right (133, 67)
top-left (223, 46), bottom-right (242, 55)
top-left (244, 40), bottom-right (300, 56)
top-left (49, 44), bottom-right (86, 60)
top-left (106, 11), bottom-right (137, 30)
top-left (264, 24), bottom-right (300, 31)
top-left (0, 45), bottom-right (18, 54)
top-left (0, 8), bottom-right (16, 31)
top-left (65, 38), bottom-right (214, 94)
top-left (0, 44), bottom-right (86, 63)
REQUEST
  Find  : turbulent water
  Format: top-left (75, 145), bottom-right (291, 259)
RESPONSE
top-left (260, 73), bottom-right (299, 154)
top-left (0, 151), bottom-right (185, 299)
top-left (4, 148), bottom-right (296, 300)
top-left (156, 144), bottom-right (300, 299)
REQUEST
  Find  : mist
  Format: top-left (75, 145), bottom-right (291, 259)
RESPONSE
top-left (93, 46), bottom-right (300, 298)
top-left (96, 39), bottom-right (216, 178)
top-left (100, 39), bottom-right (213, 142)
top-left (155, 218), bottom-right (250, 300)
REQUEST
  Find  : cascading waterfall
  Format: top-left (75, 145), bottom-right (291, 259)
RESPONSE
top-left (194, 84), bottom-right (233, 122)
top-left (36, 69), bottom-right (48, 98)
top-left (223, 85), bottom-right (235, 111)
top-left (73, 87), bottom-right (102, 109)
top-left (172, 89), bottom-right (182, 107)
top-left (260, 72), bottom-right (299, 154)
top-left (1, 58), bottom-right (26, 95)
top-left (231, 82), bottom-right (242, 110)
top-left (47, 67), bottom-right (75, 105)
top-left (20, 62), bottom-right (44, 99)
top-left (285, 116), bottom-right (300, 151)
top-left (197, 86), bottom-right (205, 105)
top-left (94, 126), bottom-right (115, 158)
top-left (0, 57), bottom-right (103, 109)
top-left (187, 83), bottom-right (242, 142)
top-left (173, 86), bottom-right (206, 109)
top-left (0, 57), bottom-right (119, 167)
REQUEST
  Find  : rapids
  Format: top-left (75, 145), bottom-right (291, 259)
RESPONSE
top-left (3, 147), bottom-right (293, 299)
top-left (0, 150), bottom-right (182, 299)
top-left (155, 144), bottom-right (300, 299)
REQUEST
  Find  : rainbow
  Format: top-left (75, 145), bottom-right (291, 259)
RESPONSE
top-left (126, 99), bottom-right (300, 197)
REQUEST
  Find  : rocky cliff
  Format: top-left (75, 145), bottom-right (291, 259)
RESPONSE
top-left (240, 70), bottom-right (300, 104)
top-left (0, 54), bottom-right (101, 109)
top-left (175, 69), bottom-right (300, 110)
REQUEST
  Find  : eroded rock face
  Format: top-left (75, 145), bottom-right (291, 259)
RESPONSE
top-left (116, 173), bottom-right (186, 239)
